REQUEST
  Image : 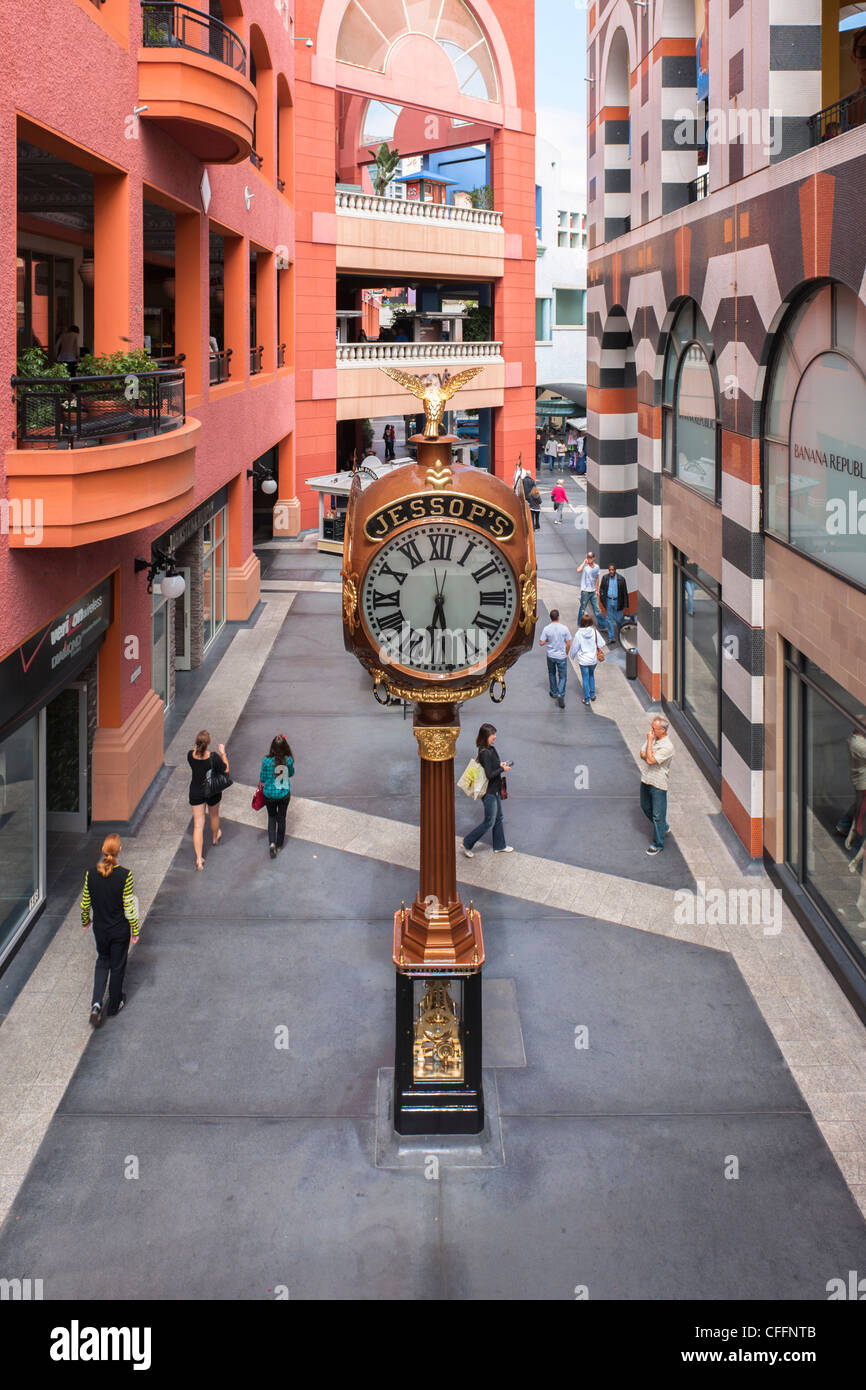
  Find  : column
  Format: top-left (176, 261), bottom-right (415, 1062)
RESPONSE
top-left (273, 432), bottom-right (300, 537)
top-left (226, 469), bottom-right (260, 620)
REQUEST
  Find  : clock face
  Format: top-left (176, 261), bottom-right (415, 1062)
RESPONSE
top-left (361, 522), bottom-right (518, 675)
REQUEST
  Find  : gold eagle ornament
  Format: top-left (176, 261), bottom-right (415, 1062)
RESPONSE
top-left (378, 365), bottom-right (484, 438)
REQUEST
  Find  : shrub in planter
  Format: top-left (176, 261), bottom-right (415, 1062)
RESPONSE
top-left (15, 349), bottom-right (70, 434)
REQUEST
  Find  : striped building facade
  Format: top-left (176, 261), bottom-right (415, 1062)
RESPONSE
top-left (586, 0), bottom-right (866, 1018)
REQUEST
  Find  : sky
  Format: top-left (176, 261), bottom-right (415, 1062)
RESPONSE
top-left (535, 0), bottom-right (587, 196)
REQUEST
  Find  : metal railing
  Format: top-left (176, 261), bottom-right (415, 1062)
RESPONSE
top-left (249, 150), bottom-right (264, 170)
top-left (337, 340), bottom-right (503, 365)
top-left (140, 2), bottom-right (246, 73)
top-left (689, 172), bottom-right (709, 202)
top-left (209, 348), bottom-right (232, 385)
top-left (336, 188), bottom-right (503, 229)
top-left (809, 89), bottom-right (866, 145)
top-left (277, 342), bottom-right (286, 367)
top-left (12, 369), bottom-right (185, 449)
top-left (249, 345), bottom-right (263, 375)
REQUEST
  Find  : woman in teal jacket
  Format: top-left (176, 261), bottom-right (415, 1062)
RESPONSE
top-left (260, 734), bottom-right (294, 858)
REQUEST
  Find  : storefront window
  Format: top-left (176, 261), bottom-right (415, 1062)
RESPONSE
top-left (764, 281), bottom-right (866, 589)
top-left (202, 506), bottom-right (227, 654)
top-left (674, 551), bottom-right (721, 760)
top-left (152, 590), bottom-right (170, 711)
top-left (0, 716), bottom-right (42, 967)
top-left (662, 301), bottom-right (720, 502)
top-left (786, 648), bottom-right (866, 970)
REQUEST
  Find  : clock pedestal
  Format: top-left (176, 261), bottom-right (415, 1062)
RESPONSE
top-left (393, 700), bottom-right (485, 1135)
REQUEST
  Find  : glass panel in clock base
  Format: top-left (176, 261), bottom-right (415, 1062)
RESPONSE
top-left (393, 972), bottom-right (484, 1135)
top-left (0, 717), bottom-right (41, 966)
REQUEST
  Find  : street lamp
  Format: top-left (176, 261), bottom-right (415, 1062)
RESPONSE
top-left (135, 547), bottom-right (186, 596)
top-left (247, 467), bottom-right (277, 495)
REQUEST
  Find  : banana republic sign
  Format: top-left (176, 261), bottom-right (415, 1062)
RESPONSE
top-left (364, 493), bottom-right (515, 542)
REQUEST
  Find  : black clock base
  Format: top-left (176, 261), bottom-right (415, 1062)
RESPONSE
top-left (393, 971), bottom-right (484, 1136)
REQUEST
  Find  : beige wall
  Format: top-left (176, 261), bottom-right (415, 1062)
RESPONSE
top-left (336, 215), bottom-right (505, 279)
top-left (336, 365), bottom-right (505, 422)
top-left (764, 539), bottom-right (866, 861)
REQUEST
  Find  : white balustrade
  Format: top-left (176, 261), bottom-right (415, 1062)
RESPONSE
top-left (336, 189), bottom-right (503, 230)
top-left (337, 341), bottom-right (504, 366)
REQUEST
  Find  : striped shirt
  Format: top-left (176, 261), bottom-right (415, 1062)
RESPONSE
top-left (81, 866), bottom-right (139, 937)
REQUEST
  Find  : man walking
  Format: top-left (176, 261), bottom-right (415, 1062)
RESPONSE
top-left (539, 607), bottom-right (572, 708)
top-left (600, 563), bottom-right (629, 644)
top-left (639, 717), bottom-right (675, 855)
top-left (545, 435), bottom-right (559, 472)
top-left (577, 551), bottom-right (604, 627)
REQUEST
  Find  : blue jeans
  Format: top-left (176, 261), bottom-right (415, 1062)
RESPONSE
top-left (579, 663), bottom-right (597, 700)
top-left (464, 791), bottom-right (506, 851)
top-left (641, 782), bottom-right (669, 849)
top-left (547, 656), bottom-right (567, 698)
top-left (548, 456), bottom-right (555, 471)
top-left (605, 603), bottom-right (624, 644)
top-left (579, 590), bottom-right (604, 627)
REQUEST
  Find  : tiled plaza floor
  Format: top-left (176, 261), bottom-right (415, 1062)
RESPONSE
top-left (0, 489), bottom-right (865, 1299)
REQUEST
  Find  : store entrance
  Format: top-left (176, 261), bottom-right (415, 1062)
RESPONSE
top-left (46, 684), bottom-right (87, 833)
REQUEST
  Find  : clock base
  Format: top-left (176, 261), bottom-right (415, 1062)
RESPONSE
top-left (393, 970), bottom-right (484, 1136)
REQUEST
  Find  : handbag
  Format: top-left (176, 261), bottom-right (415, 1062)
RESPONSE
top-left (251, 782), bottom-right (265, 811)
top-left (205, 757), bottom-right (233, 797)
top-left (500, 774), bottom-right (508, 801)
top-left (457, 758), bottom-right (488, 800)
top-left (596, 631), bottom-right (606, 663)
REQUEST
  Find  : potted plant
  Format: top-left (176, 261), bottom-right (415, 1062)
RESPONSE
top-left (15, 348), bottom-right (70, 437)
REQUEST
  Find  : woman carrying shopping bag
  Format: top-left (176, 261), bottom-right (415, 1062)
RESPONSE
top-left (461, 723), bottom-right (514, 856)
top-left (259, 733), bottom-right (294, 858)
top-left (571, 613), bottom-right (607, 705)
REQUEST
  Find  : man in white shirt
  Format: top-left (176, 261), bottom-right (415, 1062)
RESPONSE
top-left (639, 717), bottom-right (675, 855)
top-left (538, 607), bottom-right (572, 708)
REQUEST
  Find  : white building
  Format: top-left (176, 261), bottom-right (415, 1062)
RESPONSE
top-left (535, 135), bottom-right (587, 417)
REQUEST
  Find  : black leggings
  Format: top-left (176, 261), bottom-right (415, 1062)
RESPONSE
top-left (265, 795), bottom-right (290, 847)
top-left (92, 928), bottom-right (130, 1013)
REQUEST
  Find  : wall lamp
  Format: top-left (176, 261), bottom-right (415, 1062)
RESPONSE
top-left (292, 36), bottom-right (314, 47)
top-left (248, 468), bottom-right (278, 495)
top-left (135, 546), bottom-right (186, 598)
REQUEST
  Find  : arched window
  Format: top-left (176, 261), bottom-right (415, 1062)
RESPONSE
top-left (337, 0), bottom-right (499, 102)
top-left (602, 27), bottom-right (631, 241)
top-left (764, 281), bottom-right (866, 587)
top-left (662, 300), bottom-right (720, 502)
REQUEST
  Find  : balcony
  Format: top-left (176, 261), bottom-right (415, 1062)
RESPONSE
top-left (688, 172), bottom-right (709, 203)
top-left (209, 349), bottom-right (232, 385)
top-left (336, 340), bottom-right (505, 423)
top-left (7, 368), bottom-right (199, 547)
top-left (336, 190), bottom-right (505, 280)
top-left (809, 90), bottom-right (866, 146)
top-left (249, 345), bottom-right (263, 376)
top-left (138, 2), bottom-right (256, 164)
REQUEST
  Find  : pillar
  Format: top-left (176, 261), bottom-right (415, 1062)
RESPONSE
top-left (226, 469), bottom-right (260, 619)
top-left (93, 172), bottom-right (130, 354)
top-left (273, 432), bottom-right (300, 536)
top-left (175, 211), bottom-right (204, 400)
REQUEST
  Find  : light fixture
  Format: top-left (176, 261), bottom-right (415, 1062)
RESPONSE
top-left (291, 36), bottom-right (314, 47)
top-left (78, 258), bottom-right (95, 287)
top-left (133, 104), bottom-right (149, 116)
top-left (162, 275), bottom-right (175, 301)
top-left (244, 186), bottom-right (254, 210)
top-left (247, 468), bottom-right (278, 495)
top-left (135, 546), bottom-right (186, 596)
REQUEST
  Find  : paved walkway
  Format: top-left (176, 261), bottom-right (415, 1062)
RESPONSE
top-left (0, 490), bottom-right (865, 1299)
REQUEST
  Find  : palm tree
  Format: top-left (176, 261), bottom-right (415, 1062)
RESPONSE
top-left (369, 142), bottom-right (401, 196)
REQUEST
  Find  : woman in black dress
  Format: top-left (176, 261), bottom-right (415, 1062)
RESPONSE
top-left (188, 728), bottom-right (229, 870)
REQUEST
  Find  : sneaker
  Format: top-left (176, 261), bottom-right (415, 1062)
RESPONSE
top-left (646, 844), bottom-right (662, 856)
top-left (590, 695), bottom-right (596, 702)
top-left (557, 696), bottom-right (565, 708)
top-left (107, 994), bottom-right (126, 1017)
top-left (462, 846), bottom-right (474, 858)
top-left (494, 846), bottom-right (514, 853)
top-left (89, 1003), bottom-right (103, 1029)
top-left (583, 699), bottom-right (590, 705)
top-left (269, 844), bottom-right (277, 859)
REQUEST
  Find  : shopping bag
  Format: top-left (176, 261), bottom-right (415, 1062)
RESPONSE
top-left (457, 758), bottom-right (488, 800)
top-left (251, 782), bottom-right (266, 811)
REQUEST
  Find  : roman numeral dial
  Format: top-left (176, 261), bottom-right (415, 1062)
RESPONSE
top-left (360, 523), bottom-right (518, 675)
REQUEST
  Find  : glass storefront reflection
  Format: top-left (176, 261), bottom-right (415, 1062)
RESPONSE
top-left (787, 650), bottom-right (866, 966)
top-left (0, 717), bottom-right (41, 965)
top-left (675, 554), bottom-right (721, 759)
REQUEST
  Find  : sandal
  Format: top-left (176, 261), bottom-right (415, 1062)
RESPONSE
top-left (196, 859), bottom-right (205, 871)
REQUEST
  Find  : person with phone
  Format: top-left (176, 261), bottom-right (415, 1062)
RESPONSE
top-left (462, 723), bottom-right (514, 856)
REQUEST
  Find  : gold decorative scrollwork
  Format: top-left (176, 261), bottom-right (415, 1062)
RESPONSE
top-left (341, 568), bottom-right (360, 634)
top-left (425, 462), bottom-right (453, 491)
top-left (518, 561), bottom-right (537, 636)
top-left (413, 726), bottom-right (460, 762)
top-left (372, 665), bottom-right (508, 705)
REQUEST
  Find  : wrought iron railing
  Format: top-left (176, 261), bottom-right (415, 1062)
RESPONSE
top-left (337, 340), bottom-right (503, 365)
top-left (809, 89), bottom-right (866, 145)
top-left (277, 342), bottom-right (286, 367)
top-left (12, 369), bottom-right (185, 449)
top-left (209, 348), bottom-right (232, 385)
top-left (336, 189), bottom-right (503, 228)
top-left (249, 150), bottom-right (264, 170)
top-left (250, 345), bottom-right (263, 375)
top-left (140, 2), bottom-right (246, 73)
top-left (689, 172), bottom-right (709, 202)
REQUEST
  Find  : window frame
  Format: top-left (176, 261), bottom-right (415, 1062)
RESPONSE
top-left (661, 302), bottom-right (721, 505)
